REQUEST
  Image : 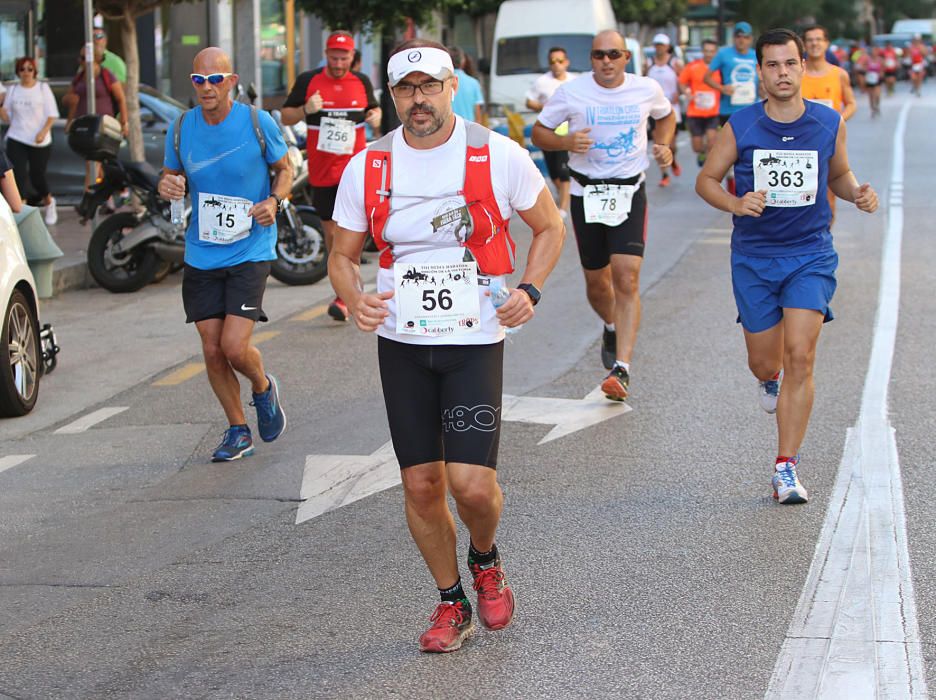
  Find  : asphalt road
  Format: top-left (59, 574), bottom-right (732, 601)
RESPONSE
top-left (1, 87), bottom-right (933, 699)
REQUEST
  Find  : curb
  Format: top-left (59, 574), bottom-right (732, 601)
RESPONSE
top-left (51, 256), bottom-right (96, 296)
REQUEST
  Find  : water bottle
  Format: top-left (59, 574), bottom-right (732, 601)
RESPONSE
top-left (170, 197), bottom-right (184, 227)
top-left (489, 280), bottom-right (521, 335)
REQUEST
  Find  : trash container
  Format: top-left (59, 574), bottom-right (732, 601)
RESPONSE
top-left (14, 205), bottom-right (63, 299)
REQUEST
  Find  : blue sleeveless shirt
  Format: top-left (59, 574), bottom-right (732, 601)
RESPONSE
top-left (729, 100), bottom-right (840, 257)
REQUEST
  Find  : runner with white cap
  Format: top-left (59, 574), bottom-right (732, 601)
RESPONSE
top-left (646, 33), bottom-right (683, 186)
top-left (328, 38), bottom-right (564, 653)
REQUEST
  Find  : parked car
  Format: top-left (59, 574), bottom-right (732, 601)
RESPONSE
top-left (2, 80), bottom-right (185, 198)
top-left (0, 199), bottom-right (58, 416)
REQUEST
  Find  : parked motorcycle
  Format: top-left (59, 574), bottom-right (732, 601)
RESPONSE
top-left (71, 112), bottom-right (328, 293)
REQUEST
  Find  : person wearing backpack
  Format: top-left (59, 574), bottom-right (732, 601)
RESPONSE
top-left (0, 56), bottom-right (59, 224)
top-left (157, 47), bottom-right (292, 463)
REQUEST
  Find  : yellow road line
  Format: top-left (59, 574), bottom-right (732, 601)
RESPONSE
top-left (153, 330), bottom-right (281, 386)
top-left (289, 303), bottom-right (329, 322)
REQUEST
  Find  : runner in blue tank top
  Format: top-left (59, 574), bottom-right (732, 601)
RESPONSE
top-left (695, 29), bottom-right (878, 505)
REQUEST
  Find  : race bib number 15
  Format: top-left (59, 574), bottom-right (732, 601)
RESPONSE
top-left (753, 149), bottom-right (819, 208)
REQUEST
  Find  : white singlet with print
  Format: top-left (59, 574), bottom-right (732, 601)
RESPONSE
top-left (334, 116), bottom-right (545, 345)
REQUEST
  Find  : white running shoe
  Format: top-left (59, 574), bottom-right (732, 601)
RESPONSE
top-left (772, 456), bottom-right (808, 504)
top-left (758, 370), bottom-right (782, 414)
top-left (44, 197), bottom-right (58, 225)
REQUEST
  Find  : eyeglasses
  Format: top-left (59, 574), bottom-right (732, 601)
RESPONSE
top-left (93, 32), bottom-right (106, 40)
top-left (390, 79), bottom-right (447, 98)
top-left (190, 72), bottom-right (233, 85)
top-left (549, 58), bottom-right (567, 64)
top-left (591, 49), bottom-right (625, 61)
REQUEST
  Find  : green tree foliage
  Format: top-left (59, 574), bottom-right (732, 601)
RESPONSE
top-left (294, 0), bottom-right (455, 35)
top-left (611, 0), bottom-right (688, 26)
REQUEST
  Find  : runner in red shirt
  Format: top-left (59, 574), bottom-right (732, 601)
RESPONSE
top-left (908, 35), bottom-right (928, 97)
top-left (282, 31), bottom-right (381, 321)
top-left (678, 39), bottom-right (720, 167)
top-left (882, 42), bottom-right (899, 96)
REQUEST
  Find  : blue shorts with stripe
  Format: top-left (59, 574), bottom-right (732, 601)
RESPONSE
top-left (730, 250), bottom-right (838, 333)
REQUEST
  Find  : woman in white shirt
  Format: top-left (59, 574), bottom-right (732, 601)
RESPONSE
top-left (0, 56), bottom-right (60, 224)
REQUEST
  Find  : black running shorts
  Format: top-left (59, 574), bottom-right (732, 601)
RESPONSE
top-left (542, 149), bottom-right (570, 182)
top-left (687, 116), bottom-right (720, 137)
top-left (182, 260), bottom-right (271, 323)
top-left (312, 185), bottom-right (339, 221)
top-left (377, 337), bottom-right (504, 470)
top-left (570, 182), bottom-right (648, 269)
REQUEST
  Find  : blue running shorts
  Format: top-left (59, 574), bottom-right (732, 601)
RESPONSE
top-left (730, 250), bottom-right (838, 333)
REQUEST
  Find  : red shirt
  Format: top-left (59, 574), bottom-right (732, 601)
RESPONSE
top-left (679, 60), bottom-right (720, 118)
top-left (284, 68), bottom-right (378, 187)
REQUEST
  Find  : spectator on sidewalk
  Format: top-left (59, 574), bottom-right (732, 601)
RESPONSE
top-left (0, 56), bottom-right (60, 225)
top-left (94, 15), bottom-right (127, 83)
top-left (449, 45), bottom-right (485, 123)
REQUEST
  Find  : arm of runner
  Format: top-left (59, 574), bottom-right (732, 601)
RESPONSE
top-left (493, 187), bottom-right (565, 327)
top-left (839, 67), bottom-right (857, 121)
top-left (651, 110), bottom-right (677, 167)
top-left (827, 119), bottom-right (878, 212)
top-left (281, 73), bottom-right (313, 126)
top-left (703, 65), bottom-right (731, 94)
top-left (695, 123), bottom-right (765, 217)
top-left (328, 227), bottom-right (390, 332)
top-left (247, 153), bottom-right (293, 227)
top-left (525, 97), bottom-right (543, 111)
top-left (531, 122), bottom-right (592, 153)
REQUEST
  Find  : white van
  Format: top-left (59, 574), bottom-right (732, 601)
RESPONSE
top-left (489, 0), bottom-right (642, 112)
top-left (891, 19), bottom-right (936, 41)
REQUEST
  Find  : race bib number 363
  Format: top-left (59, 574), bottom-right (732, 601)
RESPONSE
top-left (394, 262), bottom-right (481, 338)
top-left (753, 149), bottom-right (819, 208)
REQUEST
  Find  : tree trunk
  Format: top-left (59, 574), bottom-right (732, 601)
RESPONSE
top-left (120, 9), bottom-right (145, 162)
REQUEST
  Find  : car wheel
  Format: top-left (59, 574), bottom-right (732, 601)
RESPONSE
top-left (0, 288), bottom-right (41, 417)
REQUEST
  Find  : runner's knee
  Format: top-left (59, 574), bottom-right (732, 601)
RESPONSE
top-left (402, 469), bottom-right (447, 511)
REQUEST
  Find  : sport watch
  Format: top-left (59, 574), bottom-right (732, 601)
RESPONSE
top-left (517, 283), bottom-right (541, 306)
top-left (271, 194), bottom-right (286, 212)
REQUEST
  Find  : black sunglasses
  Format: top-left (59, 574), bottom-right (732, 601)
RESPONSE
top-left (591, 49), bottom-right (626, 61)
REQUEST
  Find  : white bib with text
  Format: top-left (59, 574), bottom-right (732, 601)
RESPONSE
top-left (694, 91), bottom-right (716, 111)
top-left (753, 149), bottom-right (819, 208)
top-left (583, 184), bottom-right (636, 226)
top-left (394, 261), bottom-right (481, 338)
top-left (317, 116), bottom-right (355, 155)
top-left (198, 193), bottom-right (253, 244)
top-left (731, 81), bottom-right (757, 106)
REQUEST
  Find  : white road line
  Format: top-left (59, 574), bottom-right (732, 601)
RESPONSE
top-left (767, 100), bottom-right (925, 698)
top-left (0, 454), bottom-right (36, 474)
top-left (54, 407), bottom-right (129, 435)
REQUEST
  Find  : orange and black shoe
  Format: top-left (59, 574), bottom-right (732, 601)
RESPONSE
top-left (601, 364), bottom-right (630, 402)
top-left (469, 557), bottom-right (515, 630)
top-left (659, 174), bottom-right (671, 188)
top-left (418, 601), bottom-right (474, 653)
top-left (327, 297), bottom-right (349, 322)
top-left (671, 159), bottom-right (682, 177)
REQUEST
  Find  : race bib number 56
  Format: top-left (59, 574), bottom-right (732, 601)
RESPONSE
top-left (753, 149), bottom-right (819, 208)
top-left (394, 262), bottom-right (481, 338)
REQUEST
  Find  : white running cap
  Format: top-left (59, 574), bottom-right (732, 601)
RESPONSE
top-left (388, 47), bottom-right (454, 87)
top-left (652, 33), bottom-right (671, 45)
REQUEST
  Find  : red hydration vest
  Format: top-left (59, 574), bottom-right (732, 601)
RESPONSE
top-left (363, 121), bottom-right (517, 276)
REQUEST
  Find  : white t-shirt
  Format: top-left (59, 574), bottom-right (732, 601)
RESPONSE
top-left (334, 116), bottom-right (545, 346)
top-left (526, 71), bottom-right (579, 105)
top-left (4, 82), bottom-right (59, 148)
top-left (538, 72), bottom-right (672, 196)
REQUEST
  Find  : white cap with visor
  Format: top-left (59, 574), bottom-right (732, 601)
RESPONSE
top-left (388, 47), bottom-right (455, 87)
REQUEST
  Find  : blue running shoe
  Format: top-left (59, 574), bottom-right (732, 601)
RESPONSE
top-left (212, 425), bottom-right (254, 462)
top-left (251, 374), bottom-right (286, 442)
top-left (772, 456), bottom-right (809, 504)
top-left (759, 370), bottom-right (783, 414)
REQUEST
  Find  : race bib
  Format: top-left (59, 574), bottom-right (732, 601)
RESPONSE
top-left (731, 81), bottom-right (757, 105)
top-left (198, 193), bottom-right (253, 244)
top-left (884, 57), bottom-right (898, 70)
top-left (694, 91), bottom-right (716, 110)
top-left (753, 149), bottom-right (819, 208)
top-left (865, 71), bottom-right (880, 85)
top-left (912, 64), bottom-right (924, 74)
top-left (806, 98), bottom-right (834, 109)
top-left (317, 116), bottom-right (355, 155)
top-left (583, 184), bottom-right (636, 227)
top-left (394, 262), bottom-right (481, 338)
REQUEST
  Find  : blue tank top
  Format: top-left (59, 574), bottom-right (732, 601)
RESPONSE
top-left (729, 100), bottom-right (840, 257)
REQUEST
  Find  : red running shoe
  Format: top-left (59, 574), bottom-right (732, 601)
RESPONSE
top-left (671, 160), bottom-right (682, 177)
top-left (327, 297), bottom-right (349, 322)
top-left (469, 558), bottom-right (515, 630)
top-left (659, 175), bottom-right (671, 188)
top-left (418, 601), bottom-right (474, 653)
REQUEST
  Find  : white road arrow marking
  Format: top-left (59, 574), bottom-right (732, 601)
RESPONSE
top-left (296, 388), bottom-right (630, 524)
top-left (54, 407), bottom-right (129, 434)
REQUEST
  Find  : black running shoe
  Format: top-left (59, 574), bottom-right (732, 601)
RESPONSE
top-left (601, 328), bottom-right (616, 370)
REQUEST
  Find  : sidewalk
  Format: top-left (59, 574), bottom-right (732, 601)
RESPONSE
top-left (48, 204), bottom-right (95, 295)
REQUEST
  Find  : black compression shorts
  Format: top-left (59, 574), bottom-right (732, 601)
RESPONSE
top-left (378, 337), bottom-right (504, 469)
top-left (312, 185), bottom-right (339, 221)
top-left (570, 182), bottom-right (648, 269)
top-left (542, 149), bottom-right (570, 182)
top-left (182, 261), bottom-right (270, 323)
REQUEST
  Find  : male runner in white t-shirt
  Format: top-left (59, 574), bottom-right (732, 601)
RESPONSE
top-left (532, 30), bottom-right (675, 402)
top-left (329, 39), bottom-right (565, 653)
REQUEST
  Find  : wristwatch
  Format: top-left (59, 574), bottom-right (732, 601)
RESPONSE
top-left (271, 194), bottom-right (286, 212)
top-left (517, 282), bottom-right (541, 306)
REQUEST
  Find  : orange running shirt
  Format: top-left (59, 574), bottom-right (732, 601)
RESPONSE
top-left (678, 60), bottom-right (720, 118)
top-left (802, 68), bottom-right (844, 113)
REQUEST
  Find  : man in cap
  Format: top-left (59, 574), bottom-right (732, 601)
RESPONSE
top-left (645, 33), bottom-right (683, 186)
top-left (282, 31), bottom-right (381, 322)
top-left (328, 39), bottom-right (564, 653)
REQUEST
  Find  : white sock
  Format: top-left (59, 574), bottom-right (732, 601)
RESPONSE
top-left (604, 323), bottom-right (616, 332)
top-left (614, 361), bottom-right (630, 373)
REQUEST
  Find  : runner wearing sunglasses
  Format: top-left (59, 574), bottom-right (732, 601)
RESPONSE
top-left (532, 29), bottom-right (675, 402)
top-left (157, 47), bottom-right (292, 463)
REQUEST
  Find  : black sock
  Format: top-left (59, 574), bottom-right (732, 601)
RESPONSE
top-left (468, 542), bottom-right (498, 567)
top-left (439, 578), bottom-right (470, 608)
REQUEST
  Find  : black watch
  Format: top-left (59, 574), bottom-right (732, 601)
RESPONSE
top-left (517, 282), bottom-right (541, 306)
top-left (271, 194), bottom-right (286, 212)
